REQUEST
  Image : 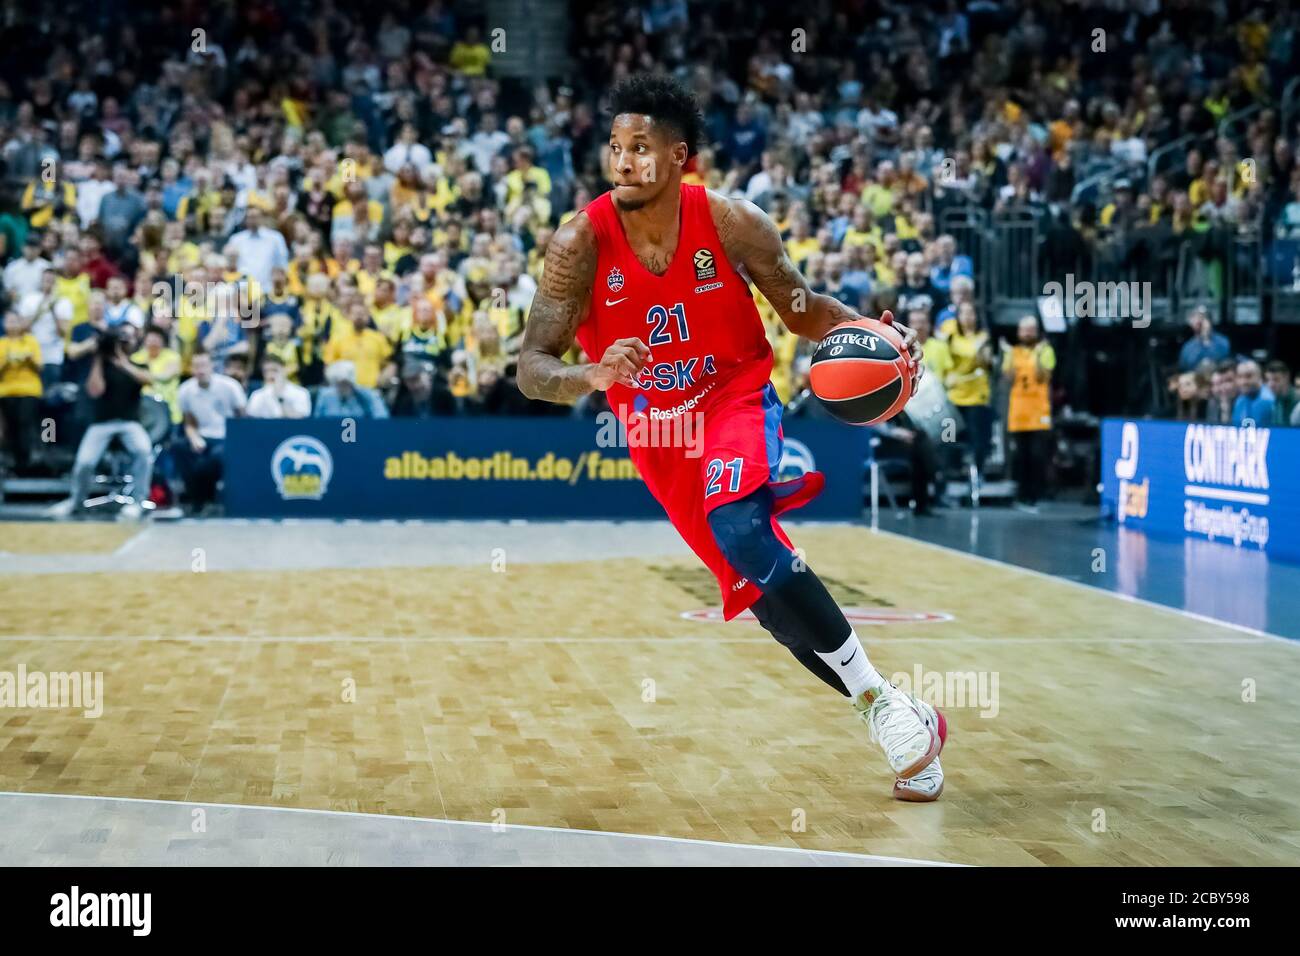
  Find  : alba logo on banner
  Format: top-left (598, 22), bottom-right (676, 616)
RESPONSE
top-left (272, 436), bottom-right (333, 500)
top-left (777, 438), bottom-right (816, 482)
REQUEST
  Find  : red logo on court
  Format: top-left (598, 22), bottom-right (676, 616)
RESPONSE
top-left (680, 607), bottom-right (953, 624)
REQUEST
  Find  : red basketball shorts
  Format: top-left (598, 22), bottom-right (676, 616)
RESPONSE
top-left (630, 382), bottom-right (824, 620)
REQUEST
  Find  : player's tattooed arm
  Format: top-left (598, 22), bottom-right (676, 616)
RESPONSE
top-left (519, 215), bottom-right (652, 400)
top-left (710, 192), bottom-right (855, 341)
top-left (517, 215), bottom-right (600, 402)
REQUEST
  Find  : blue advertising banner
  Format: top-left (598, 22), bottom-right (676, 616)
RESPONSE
top-left (223, 416), bottom-right (869, 520)
top-left (1101, 418), bottom-right (1300, 563)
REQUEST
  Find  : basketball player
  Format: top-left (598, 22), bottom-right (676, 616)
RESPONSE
top-left (518, 75), bottom-right (946, 801)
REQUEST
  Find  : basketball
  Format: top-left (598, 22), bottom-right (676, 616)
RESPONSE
top-left (809, 317), bottom-right (914, 425)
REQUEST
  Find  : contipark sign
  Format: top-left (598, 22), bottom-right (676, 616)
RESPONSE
top-left (1102, 419), bottom-right (1299, 560)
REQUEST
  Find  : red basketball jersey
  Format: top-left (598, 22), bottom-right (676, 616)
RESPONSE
top-left (576, 183), bottom-right (774, 424)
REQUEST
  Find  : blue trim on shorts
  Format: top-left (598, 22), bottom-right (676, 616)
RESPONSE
top-left (762, 382), bottom-right (784, 483)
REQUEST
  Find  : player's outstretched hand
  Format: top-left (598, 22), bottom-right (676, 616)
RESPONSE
top-left (589, 337), bottom-right (651, 391)
top-left (878, 309), bottom-right (925, 393)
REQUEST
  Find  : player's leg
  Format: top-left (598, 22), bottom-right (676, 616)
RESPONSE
top-left (751, 591), bottom-right (946, 801)
top-left (708, 493), bottom-right (877, 689)
top-left (749, 593), bottom-right (848, 695)
top-left (706, 484), bottom-right (940, 779)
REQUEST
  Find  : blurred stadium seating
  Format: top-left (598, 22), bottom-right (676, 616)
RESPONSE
top-left (1, 0), bottom-right (1298, 514)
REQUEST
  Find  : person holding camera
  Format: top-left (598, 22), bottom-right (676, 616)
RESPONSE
top-left (49, 324), bottom-right (155, 518)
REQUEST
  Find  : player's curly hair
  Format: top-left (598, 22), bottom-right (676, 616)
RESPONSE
top-left (608, 73), bottom-right (704, 157)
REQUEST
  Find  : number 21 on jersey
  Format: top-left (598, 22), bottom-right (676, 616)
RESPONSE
top-left (646, 303), bottom-right (689, 346)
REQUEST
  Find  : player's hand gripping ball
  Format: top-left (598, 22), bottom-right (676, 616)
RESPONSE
top-left (810, 310), bottom-right (920, 425)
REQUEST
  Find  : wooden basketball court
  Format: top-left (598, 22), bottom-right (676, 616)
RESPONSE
top-left (1, 519), bottom-right (1296, 866)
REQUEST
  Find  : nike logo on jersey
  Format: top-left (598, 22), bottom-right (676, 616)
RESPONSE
top-left (605, 297), bottom-right (628, 306)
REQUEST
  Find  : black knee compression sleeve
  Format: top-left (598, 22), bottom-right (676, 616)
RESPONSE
top-left (751, 571), bottom-right (851, 654)
top-left (751, 595), bottom-right (850, 696)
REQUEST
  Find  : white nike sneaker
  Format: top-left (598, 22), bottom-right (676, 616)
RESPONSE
top-left (893, 696), bottom-right (948, 802)
top-left (851, 683), bottom-right (939, 780)
top-left (894, 756), bottom-right (944, 802)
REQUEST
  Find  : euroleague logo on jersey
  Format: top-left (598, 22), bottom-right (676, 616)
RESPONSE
top-left (607, 267), bottom-right (625, 293)
top-left (693, 248), bottom-right (717, 281)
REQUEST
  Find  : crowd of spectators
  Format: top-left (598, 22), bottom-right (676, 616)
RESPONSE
top-left (0, 0), bottom-right (1298, 515)
top-left (1169, 303), bottom-right (1300, 424)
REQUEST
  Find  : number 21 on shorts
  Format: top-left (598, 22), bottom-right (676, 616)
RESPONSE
top-left (705, 457), bottom-right (743, 497)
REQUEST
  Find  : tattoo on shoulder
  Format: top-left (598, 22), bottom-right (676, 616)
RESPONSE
top-left (528, 217), bottom-right (596, 341)
top-left (536, 218), bottom-right (596, 305)
top-left (711, 192), bottom-right (740, 249)
top-left (519, 215), bottom-right (599, 402)
top-left (711, 194), bottom-right (808, 315)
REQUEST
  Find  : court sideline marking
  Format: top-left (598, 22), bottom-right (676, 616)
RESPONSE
top-left (871, 527), bottom-right (1296, 645)
top-left (0, 790), bottom-right (960, 867)
top-left (112, 526), bottom-right (155, 556)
